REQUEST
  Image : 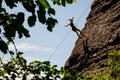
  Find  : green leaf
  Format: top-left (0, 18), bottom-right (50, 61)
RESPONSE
top-left (51, 0), bottom-right (76, 6)
top-left (0, 71), bottom-right (7, 76)
top-left (37, 9), bottom-right (46, 24)
top-left (43, 61), bottom-right (50, 65)
top-left (22, 1), bottom-right (35, 13)
top-left (73, 0), bottom-right (77, 2)
top-left (62, 0), bottom-right (66, 6)
top-left (52, 65), bottom-right (57, 69)
top-left (11, 73), bottom-right (16, 79)
top-left (22, 74), bottom-right (26, 80)
top-left (38, 0), bottom-right (51, 9)
top-left (22, 28), bottom-right (30, 38)
top-left (66, 0), bottom-right (76, 4)
top-left (16, 12), bottom-right (24, 25)
top-left (46, 17), bottom-right (58, 32)
top-left (18, 52), bottom-right (23, 55)
top-left (18, 32), bottom-right (22, 38)
top-left (22, 2), bottom-right (31, 12)
top-left (6, 41), bottom-right (10, 45)
top-left (48, 8), bottom-right (55, 15)
top-left (0, 40), bottom-right (8, 54)
top-left (59, 67), bottom-right (65, 74)
top-left (66, 0), bottom-right (73, 3)
top-left (9, 51), bottom-right (14, 55)
top-left (28, 15), bottom-right (36, 27)
top-left (17, 25), bottom-right (30, 38)
top-left (4, 0), bottom-right (16, 9)
top-left (4, 24), bottom-right (16, 40)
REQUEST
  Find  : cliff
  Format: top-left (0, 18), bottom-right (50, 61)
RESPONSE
top-left (65, 0), bottom-right (120, 76)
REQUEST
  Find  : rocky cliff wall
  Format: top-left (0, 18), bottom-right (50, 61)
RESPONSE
top-left (65, 0), bottom-right (120, 75)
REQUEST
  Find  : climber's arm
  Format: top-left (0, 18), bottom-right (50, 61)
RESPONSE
top-left (65, 17), bottom-right (74, 27)
top-left (64, 24), bottom-right (70, 27)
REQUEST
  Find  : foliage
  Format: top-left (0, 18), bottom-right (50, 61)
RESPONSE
top-left (0, 0), bottom-right (76, 54)
top-left (107, 51), bottom-right (120, 79)
top-left (51, 0), bottom-right (76, 6)
top-left (0, 52), bottom-right (65, 80)
top-left (0, 0), bottom-right (76, 79)
top-left (63, 69), bottom-right (78, 80)
top-left (64, 50), bottom-right (120, 80)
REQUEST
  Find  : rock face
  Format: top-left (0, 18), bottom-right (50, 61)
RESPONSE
top-left (65, 0), bottom-right (120, 76)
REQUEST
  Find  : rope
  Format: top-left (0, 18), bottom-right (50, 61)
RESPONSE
top-left (75, 0), bottom-right (93, 26)
top-left (1, 54), bottom-right (4, 63)
top-left (48, 30), bottom-right (71, 60)
top-left (48, 0), bottom-right (92, 60)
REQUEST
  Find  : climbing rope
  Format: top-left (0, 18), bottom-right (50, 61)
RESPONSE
top-left (48, 0), bottom-right (92, 60)
top-left (48, 30), bottom-right (71, 60)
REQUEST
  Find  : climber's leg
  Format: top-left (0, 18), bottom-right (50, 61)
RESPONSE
top-left (76, 31), bottom-right (81, 38)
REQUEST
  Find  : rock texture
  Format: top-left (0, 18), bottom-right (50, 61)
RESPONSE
top-left (65, 0), bottom-right (120, 76)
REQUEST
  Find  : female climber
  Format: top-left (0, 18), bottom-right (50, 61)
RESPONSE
top-left (65, 17), bottom-right (86, 37)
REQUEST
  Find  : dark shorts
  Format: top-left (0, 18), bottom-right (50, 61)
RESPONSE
top-left (72, 27), bottom-right (77, 32)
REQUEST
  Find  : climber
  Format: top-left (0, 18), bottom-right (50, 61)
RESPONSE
top-left (65, 17), bottom-right (85, 37)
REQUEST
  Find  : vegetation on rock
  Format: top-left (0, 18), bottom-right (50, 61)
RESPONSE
top-left (64, 51), bottom-right (120, 80)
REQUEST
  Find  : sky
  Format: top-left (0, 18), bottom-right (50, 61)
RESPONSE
top-left (0, 0), bottom-right (93, 68)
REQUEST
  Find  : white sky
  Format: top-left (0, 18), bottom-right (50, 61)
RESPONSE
top-left (0, 0), bottom-right (93, 68)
